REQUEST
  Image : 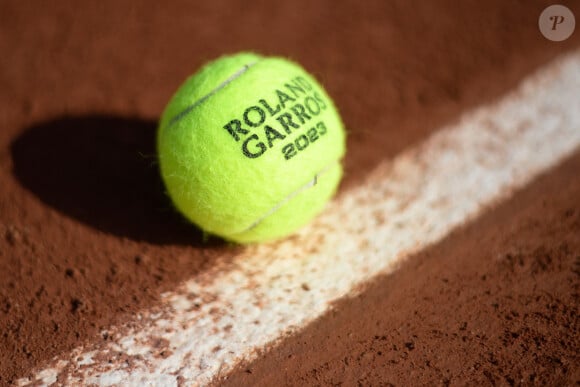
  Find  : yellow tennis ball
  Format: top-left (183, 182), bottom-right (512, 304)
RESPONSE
top-left (157, 52), bottom-right (346, 243)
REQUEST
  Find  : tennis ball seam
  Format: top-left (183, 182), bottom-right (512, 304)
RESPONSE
top-left (232, 159), bottom-right (340, 235)
top-left (167, 59), bottom-right (261, 128)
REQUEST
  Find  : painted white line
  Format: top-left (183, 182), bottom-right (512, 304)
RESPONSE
top-left (21, 50), bottom-right (580, 386)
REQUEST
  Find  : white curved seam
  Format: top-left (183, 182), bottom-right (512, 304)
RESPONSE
top-left (168, 61), bottom-right (259, 127)
top-left (239, 160), bottom-right (339, 233)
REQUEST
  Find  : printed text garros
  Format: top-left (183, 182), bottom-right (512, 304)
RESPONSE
top-left (223, 76), bottom-right (330, 160)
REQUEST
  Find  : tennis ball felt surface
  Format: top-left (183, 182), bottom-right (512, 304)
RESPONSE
top-left (157, 52), bottom-right (346, 243)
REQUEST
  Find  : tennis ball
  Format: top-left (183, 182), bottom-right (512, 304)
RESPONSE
top-left (157, 52), bottom-right (346, 243)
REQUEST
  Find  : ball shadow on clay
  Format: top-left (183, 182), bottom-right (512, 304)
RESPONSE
top-left (11, 115), bottom-right (222, 246)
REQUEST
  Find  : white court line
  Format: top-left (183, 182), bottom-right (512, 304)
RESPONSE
top-left (22, 51), bottom-right (580, 386)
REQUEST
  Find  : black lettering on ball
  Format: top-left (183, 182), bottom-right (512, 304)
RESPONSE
top-left (282, 143), bottom-right (297, 160)
top-left (224, 119), bottom-right (249, 142)
top-left (243, 106), bottom-right (266, 128)
top-left (276, 112), bottom-right (300, 135)
top-left (259, 99), bottom-right (281, 116)
top-left (291, 103), bottom-right (311, 124)
top-left (296, 76), bottom-right (313, 91)
top-left (276, 89), bottom-right (296, 109)
top-left (242, 134), bottom-right (267, 158)
top-left (295, 134), bottom-right (309, 151)
top-left (285, 79), bottom-right (306, 98)
top-left (304, 96), bottom-right (321, 116)
top-left (314, 92), bottom-right (327, 110)
top-left (264, 125), bottom-right (286, 148)
top-left (307, 127), bottom-right (319, 142)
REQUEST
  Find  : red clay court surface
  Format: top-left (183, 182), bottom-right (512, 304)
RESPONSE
top-left (1, 1), bottom-right (579, 385)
